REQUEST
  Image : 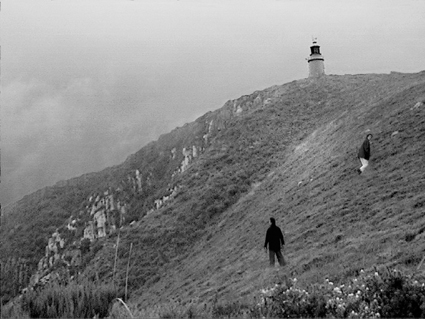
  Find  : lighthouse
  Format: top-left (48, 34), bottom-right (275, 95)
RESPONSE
top-left (307, 38), bottom-right (325, 78)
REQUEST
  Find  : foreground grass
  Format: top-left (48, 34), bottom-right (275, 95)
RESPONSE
top-left (1, 281), bottom-right (117, 319)
top-left (2, 266), bottom-right (424, 318)
top-left (107, 267), bottom-right (425, 319)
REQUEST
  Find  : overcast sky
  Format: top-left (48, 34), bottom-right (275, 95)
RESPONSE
top-left (1, 0), bottom-right (424, 207)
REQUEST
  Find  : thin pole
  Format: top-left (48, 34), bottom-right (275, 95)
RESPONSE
top-left (125, 243), bottom-right (133, 301)
top-left (113, 231), bottom-right (120, 287)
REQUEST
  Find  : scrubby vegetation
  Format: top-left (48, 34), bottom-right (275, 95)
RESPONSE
top-left (2, 267), bottom-right (424, 318)
top-left (0, 258), bottom-right (32, 305)
top-left (19, 281), bottom-right (117, 319)
top-left (256, 267), bottom-right (425, 318)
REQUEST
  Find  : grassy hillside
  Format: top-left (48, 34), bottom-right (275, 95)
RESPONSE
top-left (88, 72), bottom-right (425, 309)
top-left (1, 71), bottom-right (424, 312)
top-left (152, 72), bottom-right (425, 306)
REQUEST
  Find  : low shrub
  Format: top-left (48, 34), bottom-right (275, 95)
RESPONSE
top-left (256, 267), bottom-right (425, 318)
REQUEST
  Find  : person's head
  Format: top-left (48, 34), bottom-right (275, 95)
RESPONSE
top-left (366, 134), bottom-right (373, 140)
top-left (270, 217), bottom-right (276, 225)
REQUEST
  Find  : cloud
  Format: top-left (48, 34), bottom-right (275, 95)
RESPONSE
top-left (1, 76), bottom-right (169, 205)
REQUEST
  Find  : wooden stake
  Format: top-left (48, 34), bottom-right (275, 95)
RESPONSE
top-left (125, 243), bottom-right (133, 301)
top-left (113, 231), bottom-right (120, 287)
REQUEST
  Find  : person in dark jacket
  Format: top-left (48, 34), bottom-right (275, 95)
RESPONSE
top-left (357, 134), bottom-right (373, 174)
top-left (264, 217), bottom-right (285, 266)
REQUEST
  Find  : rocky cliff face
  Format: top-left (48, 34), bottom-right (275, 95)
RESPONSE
top-left (1, 71), bottom-right (425, 305)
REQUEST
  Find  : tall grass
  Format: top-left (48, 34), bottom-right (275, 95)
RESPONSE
top-left (21, 280), bottom-right (117, 318)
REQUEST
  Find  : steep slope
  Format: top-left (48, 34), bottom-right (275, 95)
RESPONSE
top-left (1, 71), bottom-right (424, 308)
top-left (131, 73), bottom-right (424, 307)
top-left (138, 72), bottom-right (425, 307)
top-left (87, 71), bottom-right (425, 308)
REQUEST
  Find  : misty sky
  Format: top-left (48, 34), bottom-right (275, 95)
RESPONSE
top-left (1, 0), bottom-right (424, 207)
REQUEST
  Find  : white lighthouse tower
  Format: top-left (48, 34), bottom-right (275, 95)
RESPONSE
top-left (307, 38), bottom-right (325, 78)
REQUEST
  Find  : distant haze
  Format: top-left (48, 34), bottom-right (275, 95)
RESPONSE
top-left (1, 0), bottom-right (424, 207)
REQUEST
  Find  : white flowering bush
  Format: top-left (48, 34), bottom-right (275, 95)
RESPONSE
top-left (255, 267), bottom-right (425, 318)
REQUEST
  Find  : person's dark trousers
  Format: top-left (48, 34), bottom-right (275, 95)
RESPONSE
top-left (269, 249), bottom-right (285, 266)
